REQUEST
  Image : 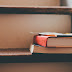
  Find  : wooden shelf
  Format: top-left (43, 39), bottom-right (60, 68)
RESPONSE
top-left (0, 48), bottom-right (32, 56)
top-left (0, 5), bottom-right (72, 60)
top-left (0, 5), bottom-right (72, 14)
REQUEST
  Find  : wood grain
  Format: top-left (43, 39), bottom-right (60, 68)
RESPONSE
top-left (0, 6), bottom-right (72, 14)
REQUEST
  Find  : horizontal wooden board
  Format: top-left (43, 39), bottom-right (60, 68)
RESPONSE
top-left (0, 6), bottom-right (72, 14)
top-left (0, 48), bottom-right (32, 56)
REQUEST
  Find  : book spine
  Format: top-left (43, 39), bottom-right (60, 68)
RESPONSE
top-left (33, 35), bottom-right (49, 47)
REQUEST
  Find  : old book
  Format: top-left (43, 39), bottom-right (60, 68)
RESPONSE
top-left (33, 33), bottom-right (72, 47)
top-left (38, 32), bottom-right (72, 37)
top-left (30, 44), bottom-right (72, 54)
top-left (47, 37), bottom-right (72, 47)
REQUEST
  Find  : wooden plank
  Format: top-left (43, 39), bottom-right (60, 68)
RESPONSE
top-left (0, 6), bottom-right (72, 14)
top-left (0, 48), bottom-right (32, 56)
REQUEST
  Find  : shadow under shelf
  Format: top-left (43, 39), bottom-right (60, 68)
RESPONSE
top-left (0, 6), bottom-right (72, 14)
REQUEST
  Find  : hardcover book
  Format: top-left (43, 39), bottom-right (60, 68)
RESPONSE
top-left (33, 32), bottom-right (72, 47)
top-left (30, 44), bottom-right (72, 54)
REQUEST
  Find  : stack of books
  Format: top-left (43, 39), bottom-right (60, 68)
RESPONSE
top-left (30, 32), bottom-right (72, 54)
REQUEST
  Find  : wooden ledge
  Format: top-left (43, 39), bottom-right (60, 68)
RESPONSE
top-left (0, 48), bottom-right (32, 56)
top-left (0, 6), bottom-right (72, 14)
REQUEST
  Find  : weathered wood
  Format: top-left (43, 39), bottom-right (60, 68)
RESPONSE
top-left (0, 6), bottom-right (72, 14)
